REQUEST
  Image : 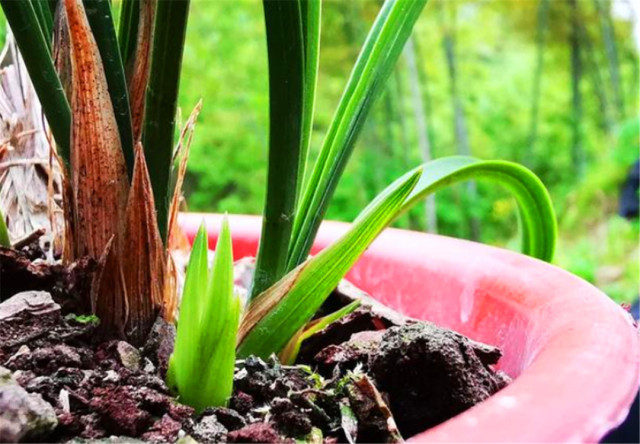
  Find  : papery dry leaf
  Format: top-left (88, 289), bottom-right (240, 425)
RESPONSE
top-left (91, 235), bottom-right (126, 339)
top-left (0, 33), bottom-right (65, 256)
top-left (164, 253), bottom-right (178, 323)
top-left (167, 100), bottom-right (202, 253)
top-left (237, 262), bottom-right (307, 345)
top-left (65, 0), bottom-right (128, 260)
top-left (127, 0), bottom-right (156, 141)
top-left (121, 143), bottom-right (165, 345)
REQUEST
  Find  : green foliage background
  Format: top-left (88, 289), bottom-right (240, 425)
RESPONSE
top-left (177, 0), bottom-right (638, 303)
top-left (2, 0), bottom-right (637, 303)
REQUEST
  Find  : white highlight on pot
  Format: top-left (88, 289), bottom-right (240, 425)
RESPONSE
top-left (497, 395), bottom-right (518, 409)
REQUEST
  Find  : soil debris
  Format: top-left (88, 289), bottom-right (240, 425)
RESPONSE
top-left (0, 262), bottom-right (511, 443)
top-left (0, 247), bottom-right (96, 312)
top-left (369, 322), bottom-right (511, 437)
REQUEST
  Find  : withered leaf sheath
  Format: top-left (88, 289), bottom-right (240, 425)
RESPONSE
top-left (65, 0), bottom-right (129, 261)
top-left (122, 144), bottom-right (166, 345)
top-left (127, 0), bottom-right (156, 141)
top-left (91, 236), bottom-right (126, 338)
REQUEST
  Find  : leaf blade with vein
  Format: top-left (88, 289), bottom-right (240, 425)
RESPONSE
top-left (288, 0), bottom-right (429, 270)
top-left (142, 0), bottom-right (190, 243)
top-left (252, 0), bottom-right (306, 297)
top-left (238, 168), bottom-right (422, 358)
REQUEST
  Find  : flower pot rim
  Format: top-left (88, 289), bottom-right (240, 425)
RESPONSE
top-left (178, 212), bottom-right (640, 443)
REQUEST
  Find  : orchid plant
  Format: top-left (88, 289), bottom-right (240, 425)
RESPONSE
top-left (1, 0), bottom-right (556, 412)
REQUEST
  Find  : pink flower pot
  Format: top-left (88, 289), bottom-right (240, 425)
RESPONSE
top-left (179, 213), bottom-right (640, 442)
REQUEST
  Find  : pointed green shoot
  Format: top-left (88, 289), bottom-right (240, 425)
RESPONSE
top-left (0, 208), bottom-right (10, 247)
top-left (167, 217), bottom-right (239, 412)
top-left (167, 222), bottom-right (208, 396)
top-left (252, 0), bottom-right (306, 298)
top-left (287, 0), bottom-right (429, 271)
top-left (237, 168), bottom-right (422, 358)
top-left (197, 215), bottom-right (239, 410)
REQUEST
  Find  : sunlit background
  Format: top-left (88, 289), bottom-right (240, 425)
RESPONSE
top-left (175, 0), bottom-right (639, 304)
top-left (7, 0), bottom-right (640, 304)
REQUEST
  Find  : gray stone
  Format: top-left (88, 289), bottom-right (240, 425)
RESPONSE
top-left (0, 366), bottom-right (57, 442)
top-left (0, 291), bottom-right (59, 322)
top-left (116, 341), bottom-right (141, 371)
top-left (191, 414), bottom-right (228, 444)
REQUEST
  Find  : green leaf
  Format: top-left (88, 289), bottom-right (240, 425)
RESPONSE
top-left (287, 0), bottom-right (428, 271)
top-left (117, 0), bottom-right (139, 70)
top-left (198, 215), bottom-right (237, 409)
top-left (168, 217), bottom-right (239, 411)
top-left (395, 156), bottom-right (557, 261)
top-left (84, 0), bottom-right (135, 178)
top-left (168, 222), bottom-right (208, 394)
top-left (33, 0), bottom-right (54, 49)
top-left (0, 207), bottom-right (10, 247)
top-left (297, 0), bottom-right (321, 199)
top-left (237, 168), bottom-right (422, 358)
top-left (252, 0), bottom-right (306, 298)
top-left (279, 300), bottom-right (360, 365)
top-left (0, 0), bottom-right (71, 165)
top-left (142, 0), bottom-right (190, 243)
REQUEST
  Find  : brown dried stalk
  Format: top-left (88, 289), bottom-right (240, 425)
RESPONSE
top-left (127, 0), bottom-right (156, 142)
top-left (121, 144), bottom-right (166, 344)
top-left (65, 0), bottom-right (129, 260)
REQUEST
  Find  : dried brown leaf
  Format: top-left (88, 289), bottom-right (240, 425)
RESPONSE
top-left (127, 0), bottom-right (156, 141)
top-left (121, 143), bottom-right (165, 345)
top-left (237, 262), bottom-right (307, 345)
top-left (91, 235), bottom-right (126, 339)
top-left (164, 252), bottom-right (178, 323)
top-left (167, 100), bottom-right (202, 253)
top-left (65, 0), bottom-right (128, 260)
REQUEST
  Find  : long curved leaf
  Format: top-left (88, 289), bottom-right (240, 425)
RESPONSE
top-left (237, 168), bottom-right (422, 358)
top-left (142, 0), bottom-right (190, 243)
top-left (392, 156), bottom-right (557, 261)
top-left (252, 0), bottom-right (306, 298)
top-left (287, 0), bottom-right (428, 271)
top-left (239, 155), bottom-right (556, 359)
top-left (297, 0), bottom-right (321, 198)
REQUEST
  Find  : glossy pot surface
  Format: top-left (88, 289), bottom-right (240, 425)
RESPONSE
top-left (179, 213), bottom-right (639, 442)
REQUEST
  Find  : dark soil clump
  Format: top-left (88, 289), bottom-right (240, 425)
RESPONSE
top-left (369, 322), bottom-right (511, 436)
top-left (1, 257), bottom-right (511, 443)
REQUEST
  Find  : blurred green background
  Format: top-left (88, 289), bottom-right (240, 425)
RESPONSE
top-left (176, 0), bottom-right (639, 303)
top-left (8, 0), bottom-right (640, 303)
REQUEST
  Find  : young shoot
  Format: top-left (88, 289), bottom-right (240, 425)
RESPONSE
top-left (167, 217), bottom-right (240, 411)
